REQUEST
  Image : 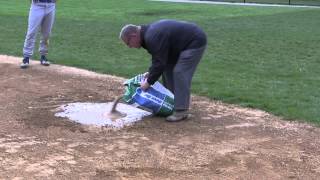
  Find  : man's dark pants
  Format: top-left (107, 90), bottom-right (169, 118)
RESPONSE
top-left (162, 46), bottom-right (206, 111)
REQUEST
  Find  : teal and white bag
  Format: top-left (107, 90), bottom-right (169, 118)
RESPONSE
top-left (123, 74), bottom-right (174, 116)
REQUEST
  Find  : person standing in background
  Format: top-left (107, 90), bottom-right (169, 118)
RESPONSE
top-left (21, 0), bottom-right (57, 69)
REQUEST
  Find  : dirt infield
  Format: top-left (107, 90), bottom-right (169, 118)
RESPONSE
top-left (1, 55), bottom-right (320, 179)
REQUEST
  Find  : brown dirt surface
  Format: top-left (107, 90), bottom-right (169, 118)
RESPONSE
top-left (1, 55), bottom-right (320, 179)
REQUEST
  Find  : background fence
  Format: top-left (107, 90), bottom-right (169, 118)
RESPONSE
top-left (200, 0), bottom-right (320, 6)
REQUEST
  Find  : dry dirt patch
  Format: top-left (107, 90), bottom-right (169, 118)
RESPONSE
top-left (0, 55), bottom-right (320, 179)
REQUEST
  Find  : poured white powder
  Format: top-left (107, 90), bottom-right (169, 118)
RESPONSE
top-left (55, 102), bottom-right (152, 128)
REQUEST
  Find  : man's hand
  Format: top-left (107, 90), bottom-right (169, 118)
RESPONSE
top-left (143, 72), bottom-right (149, 79)
top-left (140, 79), bottom-right (150, 91)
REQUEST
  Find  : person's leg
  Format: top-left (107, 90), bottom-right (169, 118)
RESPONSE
top-left (39, 4), bottom-right (55, 65)
top-left (173, 46), bottom-right (206, 110)
top-left (162, 64), bottom-right (175, 93)
top-left (23, 4), bottom-right (44, 58)
top-left (21, 3), bottom-right (45, 68)
top-left (166, 46), bottom-right (206, 122)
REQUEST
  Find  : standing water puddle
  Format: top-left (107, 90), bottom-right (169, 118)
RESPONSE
top-left (55, 102), bottom-right (152, 128)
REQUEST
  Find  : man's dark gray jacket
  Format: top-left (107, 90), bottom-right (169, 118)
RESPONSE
top-left (140, 19), bottom-right (207, 85)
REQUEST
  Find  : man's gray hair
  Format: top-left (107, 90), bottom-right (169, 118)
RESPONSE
top-left (119, 24), bottom-right (139, 40)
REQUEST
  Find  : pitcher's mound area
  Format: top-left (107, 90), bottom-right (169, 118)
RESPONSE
top-left (1, 55), bottom-right (320, 179)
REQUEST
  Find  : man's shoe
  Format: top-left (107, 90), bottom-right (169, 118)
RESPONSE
top-left (20, 57), bottom-right (30, 69)
top-left (166, 110), bottom-right (189, 122)
top-left (40, 55), bottom-right (50, 66)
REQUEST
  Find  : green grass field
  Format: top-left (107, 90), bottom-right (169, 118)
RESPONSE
top-left (0, 0), bottom-right (319, 124)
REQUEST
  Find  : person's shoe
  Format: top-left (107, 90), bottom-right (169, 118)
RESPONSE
top-left (166, 110), bottom-right (189, 122)
top-left (40, 55), bottom-right (50, 66)
top-left (20, 57), bottom-right (30, 69)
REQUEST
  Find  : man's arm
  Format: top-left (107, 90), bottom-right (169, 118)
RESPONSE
top-left (147, 53), bottom-right (168, 85)
top-left (145, 32), bottom-right (169, 85)
top-left (141, 48), bottom-right (169, 91)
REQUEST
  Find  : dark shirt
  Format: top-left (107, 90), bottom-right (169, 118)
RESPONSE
top-left (141, 19), bottom-right (207, 85)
